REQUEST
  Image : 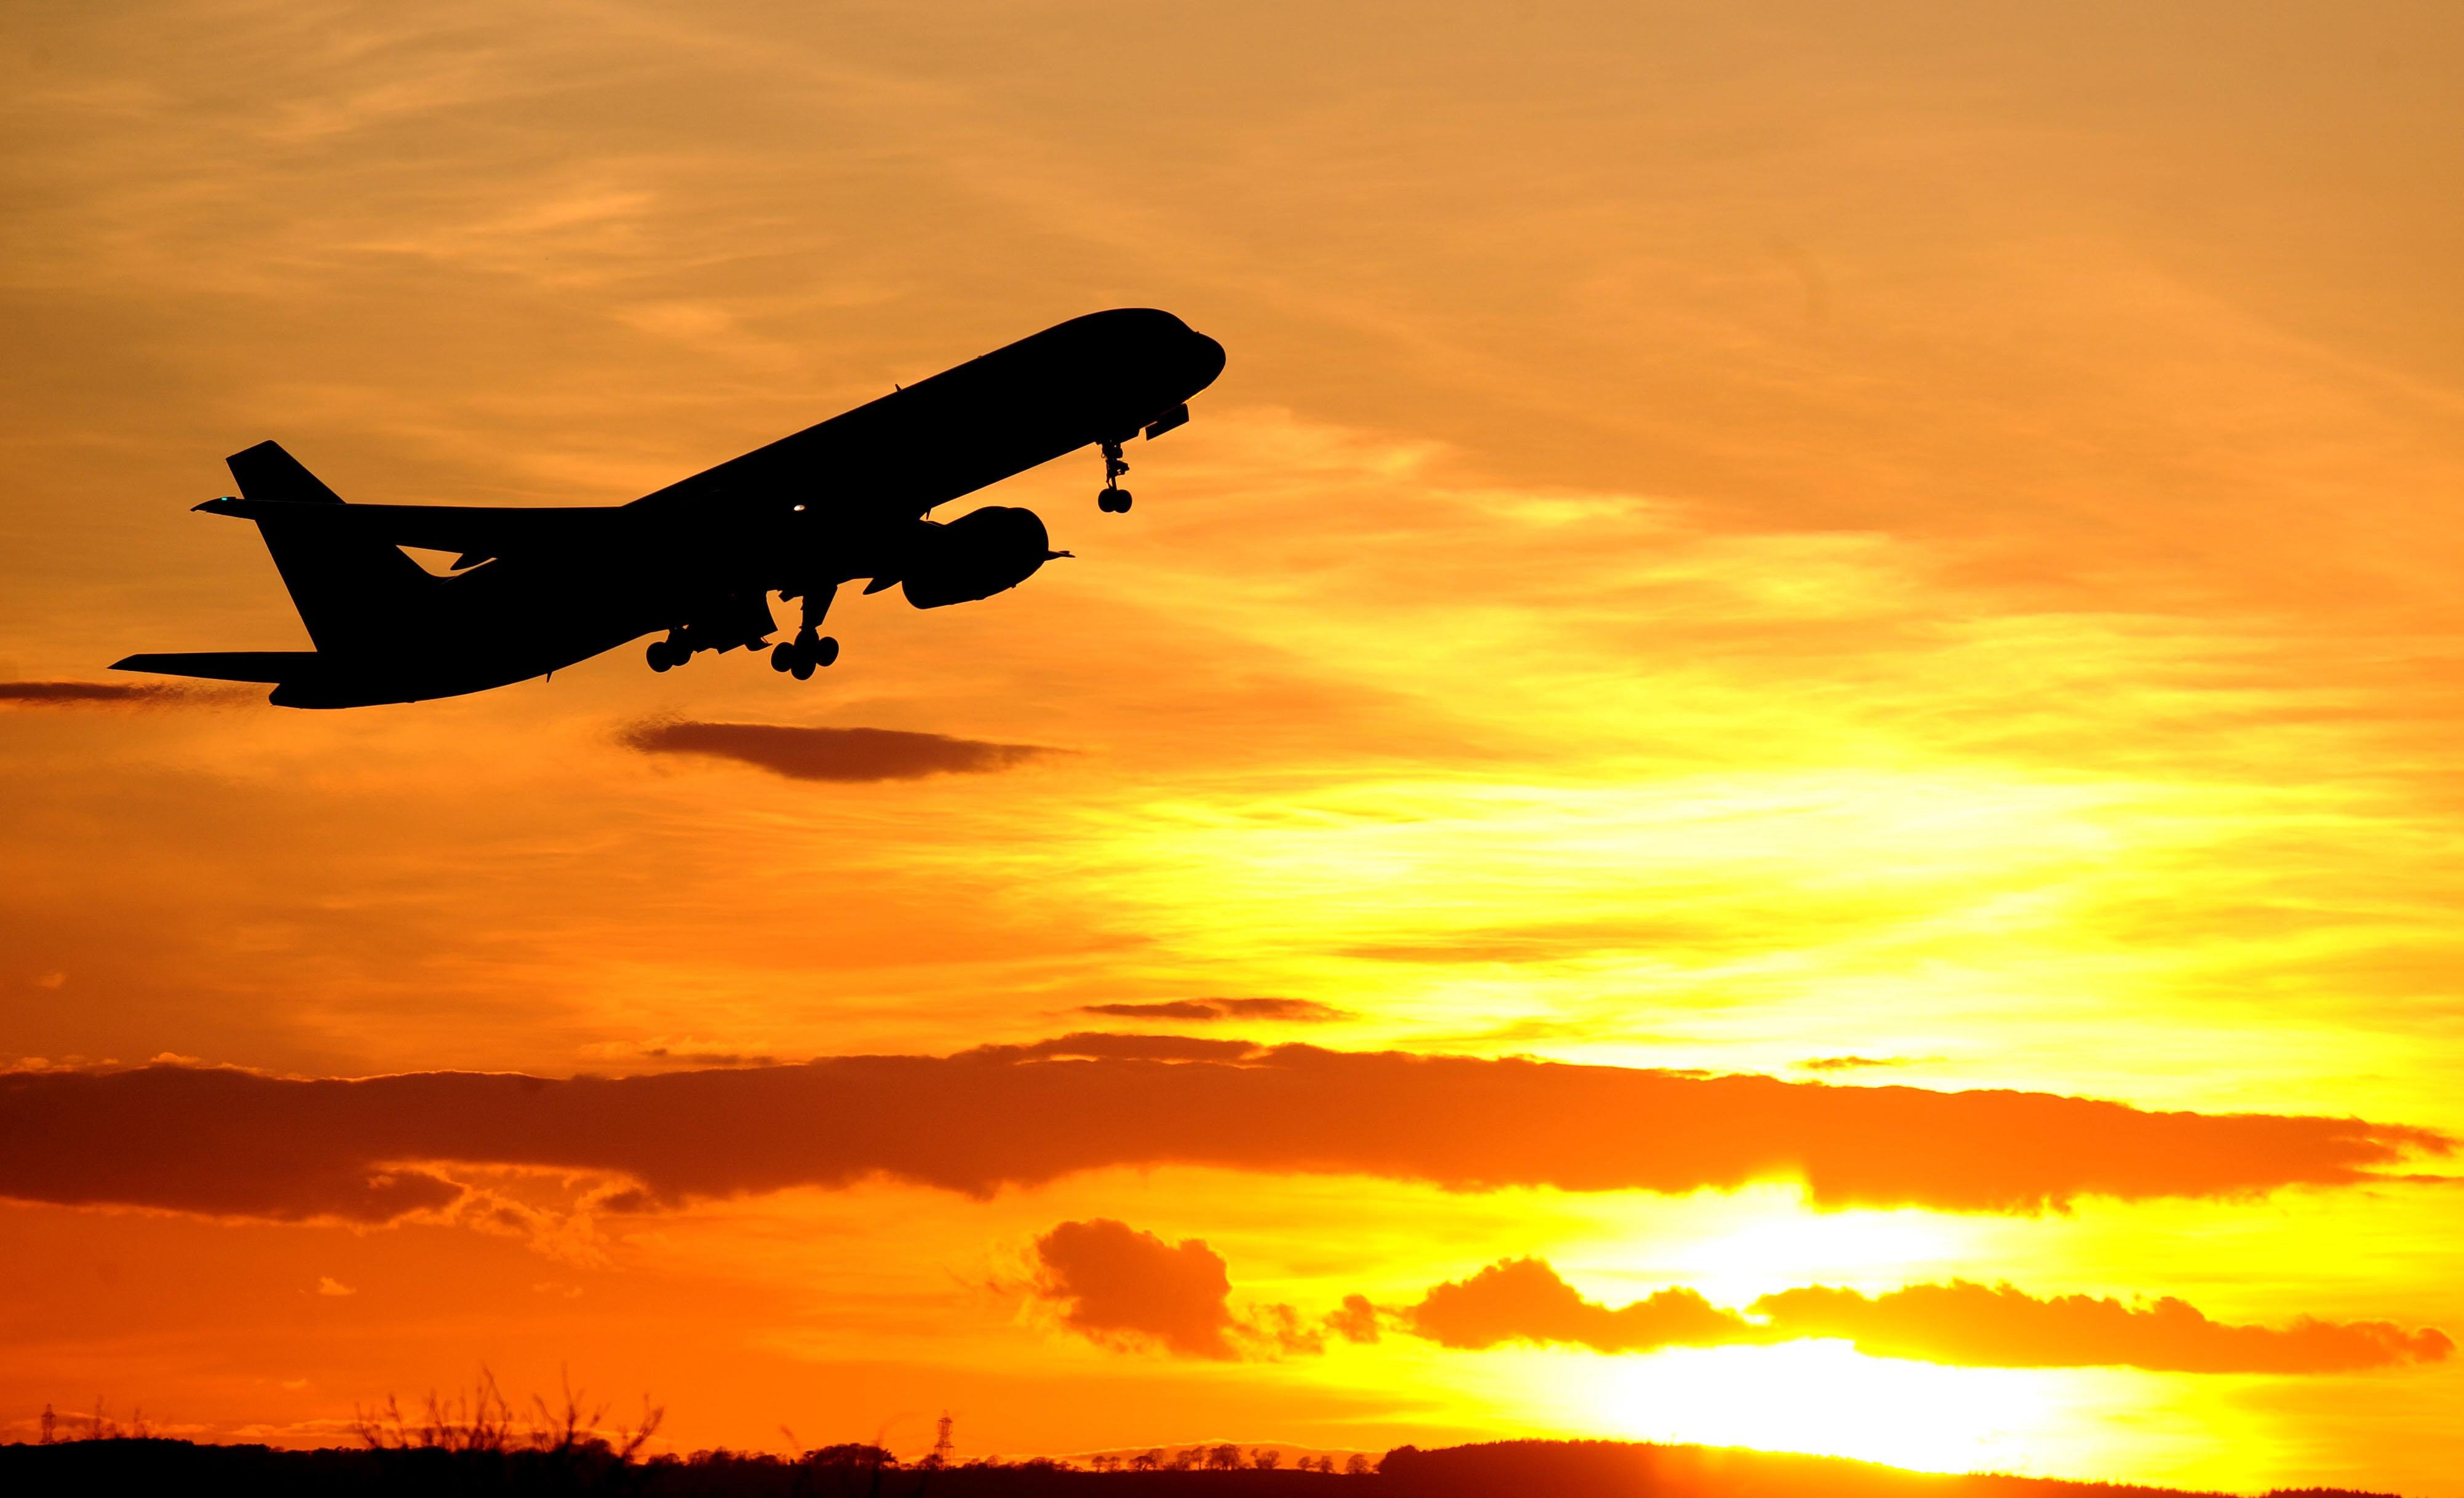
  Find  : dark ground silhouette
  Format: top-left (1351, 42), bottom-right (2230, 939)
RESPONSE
top-left (0, 1437), bottom-right (2403, 1498)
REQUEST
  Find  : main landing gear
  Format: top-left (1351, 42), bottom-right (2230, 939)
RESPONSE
top-left (770, 635), bottom-right (838, 681)
top-left (1097, 440), bottom-right (1132, 513)
top-left (769, 582), bottom-right (840, 681)
top-left (648, 617), bottom-right (761, 672)
top-left (646, 587), bottom-right (837, 680)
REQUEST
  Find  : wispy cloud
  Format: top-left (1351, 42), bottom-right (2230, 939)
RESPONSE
top-left (620, 720), bottom-right (1056, 782)
top-left (1077, 998), bottom-right (1351, 1023)
top-left (970, 1032), bottom-right (1264, 1064)
top-left (0, 681), bottom-right (227, 707)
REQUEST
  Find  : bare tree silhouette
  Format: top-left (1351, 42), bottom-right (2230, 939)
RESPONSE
top-left (349, 1368), bottom-right (661, 1459)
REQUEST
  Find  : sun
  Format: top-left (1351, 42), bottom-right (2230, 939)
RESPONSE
top-left (1548, 1342), bottom-right (2178, 1480)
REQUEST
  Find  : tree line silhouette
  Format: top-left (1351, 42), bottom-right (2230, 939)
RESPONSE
top-left (4, 1390), bottom-right (2406, 1498)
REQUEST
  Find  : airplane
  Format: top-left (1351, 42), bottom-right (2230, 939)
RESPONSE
top-left (112, 307), bottom-right (1226, 708)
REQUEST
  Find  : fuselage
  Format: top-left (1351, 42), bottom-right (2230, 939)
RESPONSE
top-left (276, 309), bottom-right (1225, 705)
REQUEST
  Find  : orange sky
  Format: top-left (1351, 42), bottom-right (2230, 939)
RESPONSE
top-left (5, 1), bottom-right (2464, 1491)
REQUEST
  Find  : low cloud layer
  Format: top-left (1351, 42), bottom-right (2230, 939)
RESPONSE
top-left (1078, 999), bottom-right (1351, 1024)
top-left (620, 720), bottom-right (1053, 782)
top-left (1754, 1279), bottom-right (2455, 1373)
top-left (1024, 1242), bottom-right (2452, 1376)
top-left (1397, 1258), bottom-right (2453, 1373)
top-left (1410, 1259), bottom-right (1751, 1353)
top-left (0, 1045), bottom-right (2445, 1225)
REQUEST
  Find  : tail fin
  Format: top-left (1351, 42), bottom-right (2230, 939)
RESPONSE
top-left (225, 441), bottom-right (436, 655)
top-left (228, 442), bottom-right (344, 505)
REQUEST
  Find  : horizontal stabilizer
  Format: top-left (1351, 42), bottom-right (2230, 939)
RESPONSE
top-left (196, 495), bottom-right (635, 560)
top-left (112, 651), bottom-right (319, 683)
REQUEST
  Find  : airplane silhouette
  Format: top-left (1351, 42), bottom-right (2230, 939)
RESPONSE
top-left (113, 308), bottom-right (1226, 707)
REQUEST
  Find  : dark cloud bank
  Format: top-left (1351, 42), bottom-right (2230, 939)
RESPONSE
top-left (0, 1042), bottom-right (2444, 1226)
top-left (1027, 1230), bottom-right (2451, 1376)
top-left (621, 720), bottom-right (1052, 782)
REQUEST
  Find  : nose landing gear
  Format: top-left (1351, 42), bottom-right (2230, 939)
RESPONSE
top-left (1097, 440), bottom-right (1132, 513)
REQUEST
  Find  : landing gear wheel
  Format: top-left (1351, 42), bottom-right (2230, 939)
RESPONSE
top-left (770, 643), bottom-right (794, 673)
top-left (790, 657), bottom-right (816, 682)
top-left (814, 635), bottom-right (840, 667)
top-left (648, 641), bottom-right (677, 672)
top-left (1099, 488), bottom-right (1133, 513)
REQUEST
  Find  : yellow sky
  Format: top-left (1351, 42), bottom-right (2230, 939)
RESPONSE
top-left (5, 2), bottom-right (2464, 1492)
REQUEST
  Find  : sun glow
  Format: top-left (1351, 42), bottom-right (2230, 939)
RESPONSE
top-left (1627, 1194), bottom-right (1974, 1309)
top-left (1539, 1342), bottom-right (2215, 1483)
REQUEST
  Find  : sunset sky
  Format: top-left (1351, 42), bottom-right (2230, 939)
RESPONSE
top-left (6, 2), bottom-right (2464, 1491)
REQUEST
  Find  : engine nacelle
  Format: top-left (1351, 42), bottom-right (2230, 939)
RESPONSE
top-left (899, 505), bottom-right (1060, 609)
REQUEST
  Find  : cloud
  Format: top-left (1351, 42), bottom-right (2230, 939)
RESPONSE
top-left (1079, 999), bottom-right (1352, 1023)
top-left (0, 681), bottom-right (218, 707)
top-left (0, 1046), bottom-right (2445, 1225)
top-left (1079, 1001), bottom-right (1223, 1021)
top-left (1325, 1293), bottom-right (1382, 1344)
top-left (974, 1032), bottom-right (1263, 1064)
top-left (619, 720), bottom-right (1054, 782)
top-left (1033, 1218), bottom-right (1242, 1359)
top-left (1028, 1218), bottom-right (1325, 1361)
top-left (1797, 1055), bottom-right (1918, 1073)
top-left (1394, 1259), bottom-right (2453, 1373)
top-left (1408, 1258), bottom-right (1752, 1352)
top-left (1751, 1279), bottom-right (2457, 1373)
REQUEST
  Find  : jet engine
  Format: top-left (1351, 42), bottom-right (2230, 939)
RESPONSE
top-left (899, 505), bottom-right (1063, 609)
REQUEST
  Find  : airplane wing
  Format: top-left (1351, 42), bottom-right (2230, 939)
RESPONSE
top-left (195, 496), bottom-right (640, 569)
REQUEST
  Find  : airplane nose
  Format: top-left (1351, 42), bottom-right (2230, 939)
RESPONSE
top-left (1186, 329), bottom-right (1227, 389)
